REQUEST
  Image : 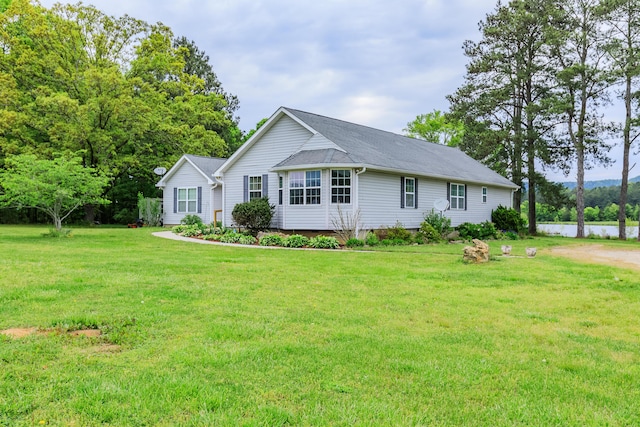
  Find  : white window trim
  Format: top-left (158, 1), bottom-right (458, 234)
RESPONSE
top-left (450, 183), bottom-right (465, 210)
top-left (405, 177), bottom-right (416, 208)
top-left (331, 169), bottom-right (352, 204)
top-left (177, 187), bottom-right (198, 213)
top-left (248, 176), bottom-right (262, 201)
top-left (289, 170), bottom-right (322, 205)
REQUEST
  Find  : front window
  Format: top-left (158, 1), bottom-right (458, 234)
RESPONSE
top-left (331, 169), bottom-right (351, 204)
top-left (289, 170), bottom-right (321, 205)
top-left (450, 183), bottom-right (465, 210)
top-left (178, 187), bottom-right (197, 213)
top-left (405, 177), bottom-right (415, 208)
top-left (482, 187), bottom-right (487, 203)
top-left (249, 176), bottom-right (262, 200)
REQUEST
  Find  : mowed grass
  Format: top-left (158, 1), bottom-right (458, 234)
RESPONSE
top-left (1, 226), bottom-right (639, 426)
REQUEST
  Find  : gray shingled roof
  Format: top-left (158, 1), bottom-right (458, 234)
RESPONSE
top-left (185, 154), bottom-right (227, 179)
top-left (282, 108), bottom-right (517, 188)
top-left (273, 148), bottom-right (357, 168)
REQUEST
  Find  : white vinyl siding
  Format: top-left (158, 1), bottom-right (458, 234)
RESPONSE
top-left (222, 115), bottom-right (312, 227)
top-left (160, 161), bottom-right (219, 226)
top-left (358, 171), bottom-right (513, 228)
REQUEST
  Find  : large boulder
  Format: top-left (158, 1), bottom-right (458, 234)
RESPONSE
top-left (463, 239), bottom-right (490, 263)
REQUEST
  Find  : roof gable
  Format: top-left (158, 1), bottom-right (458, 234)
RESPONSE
top-left (156, 154), bottom-right (227, 188)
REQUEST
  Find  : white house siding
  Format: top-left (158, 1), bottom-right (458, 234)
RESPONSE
top-left (300, 133), bottom-right (343, 151)
top-left (222, 116), bottom-right (313, 227)
top-left (357, 171), bottom-right (514, 229)
top-left (280, 169), bottom-right (334, 230)
top-left (162, 162), bottom-right (213, 226)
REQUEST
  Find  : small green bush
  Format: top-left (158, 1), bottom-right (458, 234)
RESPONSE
top-left (181, 225), bottom-right (203, 237)
top-left (231, 197), bottom-right (275, 236)
top-left (365, 232), bottom-right (380, 246)
top-left (422, 209), bottom-right (452, 239)
top-left (309, 235), bottom-right (340, 249)
top-left (492, 205), bottom-right (526, 233)
top-left (238, 235), bottom-right (257, 245)
top-left (172, 224), bottom-right (187, 234)
top-left (180, 214), bottom-right (203, 226)
top-left (219, 233), bottom-right (242, 244)
top-left (386, 221), bottom-right (413, 242)
top-left (457, 221), bottom-right (498, 240)
top-left (203, 234), bottom-right (222, 241)
top-left (416, 222), bottom-right (441, 243)
top-left (284, 234), bottom-right (309, 248)
top-left (346, 238), bottom-right (365, 248)
top-left (259, 234), bottom-right (285, 246)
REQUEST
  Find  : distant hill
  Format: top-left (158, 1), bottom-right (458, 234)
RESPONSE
top-left (559, 176), bottom-right (640, 190)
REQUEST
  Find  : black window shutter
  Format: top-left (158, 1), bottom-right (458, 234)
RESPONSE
top-left (414, 178), bottom-right (419, 209)
top-left (262, 174), bottom-right (268, 198)
top-left (400, 176), bottom-right (405, 208)
top-left (173, 187), bottom-right (177, 213)
top-left (197, 186), bottom-right (202, 213)
top-left (446, 183), bottom-right (450, 204)
top-left (464, 184), bottom-right (467, 211)
top-left (243, 175), bottom-right (249, 202)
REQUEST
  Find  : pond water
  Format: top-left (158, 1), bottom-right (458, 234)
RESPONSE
top-left (537, 223), bottom-right (639, 239)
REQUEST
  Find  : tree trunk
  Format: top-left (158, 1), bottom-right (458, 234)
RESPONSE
top-left (84, 204), bottom-right (96, 224)
top-left (576, 146), bottom-right (585, 238)
top-left (619, 74), bottom-right (632, 240)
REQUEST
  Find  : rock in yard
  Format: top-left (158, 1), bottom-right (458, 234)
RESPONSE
top-left (463, 239), bottom-right (490, 263)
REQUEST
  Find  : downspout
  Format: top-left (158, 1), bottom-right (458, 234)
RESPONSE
top-left (354, 167), bottom-right (367, 238)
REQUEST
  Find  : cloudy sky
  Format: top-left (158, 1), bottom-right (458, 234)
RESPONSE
top-left (38, 0), bottom-right (636, 182)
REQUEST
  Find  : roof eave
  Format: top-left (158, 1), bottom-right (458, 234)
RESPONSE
top-left (270, 163), bottom-right (365, 172)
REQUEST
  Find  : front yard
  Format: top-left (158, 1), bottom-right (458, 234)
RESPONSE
top-left (1, 226), bottom-right (639, 426)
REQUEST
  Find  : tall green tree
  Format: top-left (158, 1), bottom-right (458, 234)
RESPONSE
top-left (404, 110), bottom-right (464, 146)
top-left (600, 0), bottom-right (640, 239)
top-left (449, 0), bottom-right (562, 234)
top-left (0, 0), bottom-right (239, 223)
top-left (0, 154), bottom-right (109, 230)
top-left (550, 0), bottom-right (616, 238)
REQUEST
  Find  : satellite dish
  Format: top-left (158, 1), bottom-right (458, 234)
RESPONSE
top-left (153, 167), bottom-right (167, 176)
top-left (434, 199), bottom-right (450, 213)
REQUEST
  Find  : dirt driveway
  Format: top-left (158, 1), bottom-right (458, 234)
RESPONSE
top-left (550, 244), bottom-right (640, 271)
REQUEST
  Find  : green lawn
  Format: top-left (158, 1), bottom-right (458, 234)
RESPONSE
top-left (1, 226), bottom-right (639, 426)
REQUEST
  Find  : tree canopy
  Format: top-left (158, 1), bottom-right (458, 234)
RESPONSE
top-left (0, 154), bottom-right (110, 230)
top-left (0, 0), bottom-right (241, 224)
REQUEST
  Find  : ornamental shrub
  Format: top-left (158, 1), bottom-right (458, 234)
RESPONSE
top-left (365, 232), bottom-right (380, 246)
top-left (457, 221), bottom-right (497, 240)
top-left (284, 234), bottom-right (309, 248)
top-left (491, 205), bottom-right (525, 233)
top-left (238, 235), bottom-right (257, 245)
top-left (346, 237), bottom-right (364, 248)
top-left (181, 225), bottom-right (203, 237)
top-left (386, 221), bottom-right (413, 242)
top-left (180, 214), bottom-right (203, 226)
top-left (422, 209), bottom-right (452, 239)
top-left (416, 222), bottom-right (440, 243)
top-left (231, 197), bottom-right (275, 236)
top-left (259, 234), bottom-right (285, 246)
top-left (219, 233), bottom-right (243, 244)
top-left (309, 235), bottom-right (340, 249)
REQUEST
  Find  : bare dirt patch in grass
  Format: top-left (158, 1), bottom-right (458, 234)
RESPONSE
top-left (0, 327), bottom-right (38, 338)
top-left (1, 327), bottom-right (102, 339)
top-left (550, 244), bottom-right (640, 271)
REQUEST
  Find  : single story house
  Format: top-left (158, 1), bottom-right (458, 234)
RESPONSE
top-left (157, 107), bottom-right (518, 231)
